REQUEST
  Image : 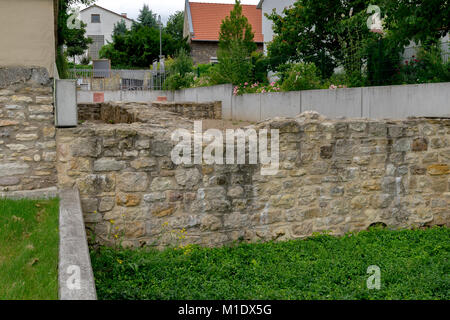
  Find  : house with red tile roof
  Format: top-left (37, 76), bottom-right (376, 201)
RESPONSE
top-left (183, 0), bottom-right (263, 64)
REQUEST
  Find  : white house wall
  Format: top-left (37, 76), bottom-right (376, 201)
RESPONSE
top-left (260, 0), bottom-right (295, 53)
top-left (80, 7), bottom-right (133, 45)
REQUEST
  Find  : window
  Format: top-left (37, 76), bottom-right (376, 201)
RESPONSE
top-left (91, 14), bottom-right (100, 23)
top-left (88, 35), bottom-right (105, 60)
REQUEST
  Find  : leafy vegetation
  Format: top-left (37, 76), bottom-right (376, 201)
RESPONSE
top-left (100, 5), bottom-right (188, 69)
top-left (266, 0), bottom-right (450, 88)
top-left (91, 227), bottom-right (449, 300)
top-left (208, 1), bottom-right (259, 85)
top-left (398, 47), bottom-right (450, 84)
top-left (163, 49), bottom-right (195, 90)
top-left (135, 4), bottom-right (159, 29)
top-left (165, 11), bottom-right (185, 43)
top-left (0, 198), bottom-right (59, 300)
top-left (280, 62), bottom-right (322, 91)
top-left (100, 24), bottom-right (188, 69)
top-left (56, 0), bottom-right (94, 78)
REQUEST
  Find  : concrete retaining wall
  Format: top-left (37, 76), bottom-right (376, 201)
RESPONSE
top-left (239, 82), bottom-right (450, 121)
top-left (77, 90), bottom-right (173, 104)
top-left (58, 188), bottom-right (97, 300)
top-left (77, 82), bottom-right (450, 121)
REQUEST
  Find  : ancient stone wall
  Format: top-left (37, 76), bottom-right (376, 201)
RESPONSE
top-left (57, 103), bottom-right (450, 248)
top-left (78, 103), bottom-right (101, 121)
top-left (0, 67), bottom-right (57, 191)
top-left (151, 101), bottom-right (222, 120)
top-left (78, 101), bottom-right (222, 123)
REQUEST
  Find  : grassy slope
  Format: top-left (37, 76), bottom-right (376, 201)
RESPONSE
top-left (91, 227), bottom-right (449, 300)
top-left (0, 198), bottom-right (59, 300)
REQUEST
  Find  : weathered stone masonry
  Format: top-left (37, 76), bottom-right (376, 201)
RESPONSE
top-left (0, 67), bottom-right (56, 191)
top-left (2, 67), bottom-right (447, 249)
top-left (57, 102), bottom-right (450, 248)
top-left (78, 101), bottom-right (222, 123)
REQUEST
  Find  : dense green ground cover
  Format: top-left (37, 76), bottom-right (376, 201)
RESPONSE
top-left (0, 198), bottom-right (59, 300)
top-left (91, 227), bottom-right (449, 300)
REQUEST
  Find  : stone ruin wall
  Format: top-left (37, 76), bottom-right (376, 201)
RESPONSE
top-left (0, 67), bottom-right (56, 191)
top-left (78, 101), bottom-right (222, 123)
top-left (0, 65), bottom-right (448, 249)
top-left (57, 102), bottom-right (450, 248)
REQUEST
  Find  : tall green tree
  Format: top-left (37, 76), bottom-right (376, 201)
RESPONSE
top-left (219, 0), bottom-right (256, 53)
top-left (113, 20), bottom-right (128, 37)
top-left (267, 0), bottom-right (371, 78)
top-left (210, 0), bottom-right (257, 84)
top-left (380, 0), bottom-right (449, 48)
top-left (135, 4), bottom-right (159, 29)
top-left (65, 21), bottom-right (92, 62)
top-left (166, 11), bottom-right (185, 42)
top-left (100, 25), bottom-right (188, 68)
top-left (268, 0), bottom-right (449, 81)
top-left (57, 0), bottom-right (95, 77)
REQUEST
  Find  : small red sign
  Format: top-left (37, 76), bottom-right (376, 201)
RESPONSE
top-left (93, 92), bottom-right (104, 103)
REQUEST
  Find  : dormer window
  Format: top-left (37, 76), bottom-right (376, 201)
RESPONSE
top-left (91, 14), bottom-right (101, 23)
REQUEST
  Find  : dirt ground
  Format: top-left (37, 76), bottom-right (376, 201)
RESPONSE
top-left (201, 119), bottom-right (256, 131)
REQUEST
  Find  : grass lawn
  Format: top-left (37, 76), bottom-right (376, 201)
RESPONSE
top-left (91, 227), bottom-right (449, 300)
top-left (0, 198), bottom-right (59, 300)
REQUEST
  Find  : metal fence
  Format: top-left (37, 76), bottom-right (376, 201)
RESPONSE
top-left (403, 40), bottom-right (449, 63)
top-left (68, 69), bottom-right (168, 91)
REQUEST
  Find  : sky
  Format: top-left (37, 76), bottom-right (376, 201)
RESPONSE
top-left (79, 0), bottom-right (260, 24)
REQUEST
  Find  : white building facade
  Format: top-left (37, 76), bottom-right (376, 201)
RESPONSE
top-left (80, 5), bottom-right (133, 60)
top-left (257, 0), bottom-right (295, 53)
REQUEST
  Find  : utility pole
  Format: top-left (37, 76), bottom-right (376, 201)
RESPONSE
top-left (158, 15), bottom-right (163, 59)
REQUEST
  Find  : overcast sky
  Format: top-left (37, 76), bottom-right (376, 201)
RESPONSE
top-left (79, 0), bottom-right (260, 24)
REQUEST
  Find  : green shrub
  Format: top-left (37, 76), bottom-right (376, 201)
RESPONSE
top-left (399, 46), bottom-right (450, 84)
top-left (193, 75), bottom-right (214, 88)
top-left (167, 48), bottom-right (194, 76)
top-left (233, 81), bottom-right (281, 95)
top-left (281, 62), bottom-right (322, 91)
top-left (196, 63), bottom-right (214, 77)
top-left (163, 49), bottom-right (195, 90)
top-left (322, 72), bottom-right (350, 89)
top-left (163, 73), bottom-right (195, 91)
top-left (209, 41), bottom-right (255, 85)
top-left (251, 51), bottom-right (270, 84)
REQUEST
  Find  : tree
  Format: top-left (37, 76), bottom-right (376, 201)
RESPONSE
top-left (210, 41), bottom-right (255, 85)
top-left (267, 0), bottom-right (372, 78)
top-left (166, 11), bottom-right (185, 42)
top-left (219, 0), bottom-right (256, 54)
top-left (164, 49), bottom-right (195, 90)
top-left (100, 24), bottom-right (188, 68)
top-left (57, 0), bottom-right (95, 77)
top-left (267, 0), bottom-right (449, 82)
top-left (210, 0), bottom-right (257, 85)
top-left (380, 0), bottom-right (449, 48)
top-left (101, 4), bottom-right (188, 69)
top-left (135, 4), bottom-right (159, 29)
top-left (113, 20), bottom-right (128, 37)
top-left (65, 21), bottom-right (92, 62)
